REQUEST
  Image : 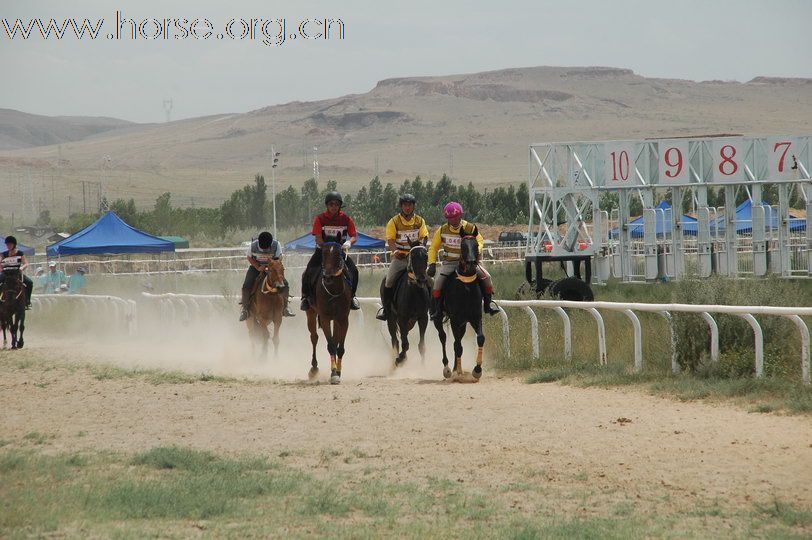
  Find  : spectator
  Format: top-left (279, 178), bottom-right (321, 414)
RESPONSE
top-left (44, 261), bottom-right (67, 293)
top-left (34, 266), bottom-right (47, 293)
top-left (68, 266), bottom-right (87, 294)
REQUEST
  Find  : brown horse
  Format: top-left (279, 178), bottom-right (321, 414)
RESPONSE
top-left (246, 258), bottom-right (286, 357)
top-left (306, 240), bottom-right (351, 384)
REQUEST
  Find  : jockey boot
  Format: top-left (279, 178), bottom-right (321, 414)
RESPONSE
top-left (239, 288), bottom-right (251, 321)
top-left (300, 296), bottom-right (311, 311)
top-left (483, 294), bottom-right (501, 315)
top-left (25, 285), bottom-right (32, 310)
top-left (431, 296), bottom-right (444, 322)
top-left (376, 287), bottom-right (393, 321)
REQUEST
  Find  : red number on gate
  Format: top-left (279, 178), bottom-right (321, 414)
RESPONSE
top-left (773, 141), bottom-right (791, 172)
top-left (718, 145), bottom-right (738, 176)
top-left (610, 151), bottom-right (630, 181)
top-left (663, 147), bottom-right (683, 178)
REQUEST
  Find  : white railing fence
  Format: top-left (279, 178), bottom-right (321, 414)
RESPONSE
top-left (31, 294), bottom-right (138, 336)
top-left (494, 299), bottom-right (811, 385)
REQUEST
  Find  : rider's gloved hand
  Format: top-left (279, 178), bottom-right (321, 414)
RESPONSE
top-left (427, 263), bottom-right (436, 277)
top-left (342, 240), bottom-right (352, 251)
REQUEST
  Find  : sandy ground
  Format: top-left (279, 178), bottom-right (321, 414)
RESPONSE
top-left (1, 307), bottom-right (811, 519)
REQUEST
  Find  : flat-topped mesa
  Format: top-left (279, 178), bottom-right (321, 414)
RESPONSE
top-left (748, 76), bottom-right (812, 85)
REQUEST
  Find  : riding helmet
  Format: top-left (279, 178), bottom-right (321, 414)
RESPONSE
top-left (257, 231), bottom-right (273, 249)
top-left (324, 191), bottom-right (343, 207)
top-left (399, 193), bottom-right (417, 205)
top-left (443, 202), bottom-right (463, 219)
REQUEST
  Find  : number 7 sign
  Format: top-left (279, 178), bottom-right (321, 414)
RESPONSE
top-left (767, 137), bottom-right (798, 180)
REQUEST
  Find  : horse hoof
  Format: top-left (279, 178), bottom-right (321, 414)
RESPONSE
top-left (443, 366), bottom-right (452, 379)
top-left (330, 374), bottom-right (341, 385)
top-left (395, 356), bottom-right (406, 367)
top-left (308, 367), bottom-right (319, 380)
top-left (472, 365), bottom-right (482, 379)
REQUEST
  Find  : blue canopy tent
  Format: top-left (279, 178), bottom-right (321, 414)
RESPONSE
top-left (284, 231), bottom-right (385, 251)
top-left (46, 211), bottom-right (175, 256)
top-left (610, 201), bottom-right (697, 239)
top-left (682, 200), bottom-right (806, 235)
top-left (1, 236), bottom-right (34, 256)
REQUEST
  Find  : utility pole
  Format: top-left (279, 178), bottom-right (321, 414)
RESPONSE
top-left (68, 195), bottom-right (72, 216)
top-left (313, 146), bottom-right (319, 183)
top-left (270, 145), bottom-right (280, 238)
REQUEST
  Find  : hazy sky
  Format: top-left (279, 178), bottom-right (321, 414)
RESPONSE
top-left (2, 0), bottom-right (811, 123)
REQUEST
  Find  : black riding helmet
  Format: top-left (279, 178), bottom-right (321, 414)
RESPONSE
top-left (324, 191), bottom-right (343, 207)
top-left (399, 193), bottom-right (416, 205)
top-left (4, 235), bottom-right (17, 246)
top-left (257, 231), bottom-right (273, 249)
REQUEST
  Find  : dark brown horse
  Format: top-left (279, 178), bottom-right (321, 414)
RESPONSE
top-left (380, 242), bottom-right (430, 366)
top-left (246, 258), bottom-right (286, 357)
top-left (0, 269), bottom-right (26, 349)
top-left (306, 239), bottom-right (352, 384)
top-left (434, 234), bottom-right (485, 380)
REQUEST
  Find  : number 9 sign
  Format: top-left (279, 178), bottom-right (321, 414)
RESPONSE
top-left (658, 140), bottom-right (689, 184)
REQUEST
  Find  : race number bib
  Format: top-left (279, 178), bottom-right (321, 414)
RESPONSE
top-left (322, 225), bottom-right (347, 239)
top-left (397, 229), bottom-right (420, 243)
top-left (442, 234), bottom-right (462, 249)
top-left (1, 255), bottom-right (22, 269)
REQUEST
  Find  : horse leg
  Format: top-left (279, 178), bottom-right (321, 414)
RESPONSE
top-left (1, 320), bottom-right (6, 349)
top-left (16, 312), bottom-right (24, 349)
top-left (272, 311), bottom-right (281, 359)
top-left (260, 322), bottom-right (270, 359)
top-left (320, 318), bottom-right (339, 385)
top-left (417, 314), bottom-right (428, 365)
top-left (452, 321), bottom-right (467, 375)
top-left (307, 311), bottom-right (319, 379)
top-left (387, 317), bottom-right (399, 357)
top-left (396, 318), bottom-right (410, 366)
top-left (472, 318), bottom-right (485, 380)
top-left (334, 317), bottom-right (348, 383)
top-left (435, 318), bottom-right (451, 378)
top-left (10, 316), bottom-right (18, 350)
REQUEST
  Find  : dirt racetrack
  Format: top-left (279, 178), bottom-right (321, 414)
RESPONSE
top-left (2, 340), bottom-right (811, 523)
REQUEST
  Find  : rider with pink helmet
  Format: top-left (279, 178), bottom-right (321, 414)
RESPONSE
top-left (427, 202), bottom-right (499, 321)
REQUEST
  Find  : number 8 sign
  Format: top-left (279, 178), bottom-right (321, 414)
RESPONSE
top-left (658, 140), bottom-right (689, 184)
top-left (712, 139), bottom-right (744, 183)
top-left (767, 137), bottom-right (798, 180)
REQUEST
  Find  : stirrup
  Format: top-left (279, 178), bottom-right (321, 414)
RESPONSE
top-left (375, 307), bottom-right (388, 321)
top-left (485, 301), bottom-right (501, 315)
top-left (239, 309), bottom-right (249, 321)
top-left (351, 297), bottom-right (361, 310)
top-left (283, 306), bottom-right (295, 317)
top-left (300, 298), bottom-right (311, 311)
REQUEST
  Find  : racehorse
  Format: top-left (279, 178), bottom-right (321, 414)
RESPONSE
top-left (0, 269), bottom-right (26, 349)
top-left (434, 233), bottom-right (485, 380)
top-left (379, 241), bottom-right (430, 366)
top-left (246, 258), bottom-right (286, 358)
top-left (306, 236), bottom-right (352, 384)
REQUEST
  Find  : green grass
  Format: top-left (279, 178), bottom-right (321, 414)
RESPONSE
top-left (1, 446), bottom-right (808, 538)
top-left (526, 362), bottom-right (812, 414)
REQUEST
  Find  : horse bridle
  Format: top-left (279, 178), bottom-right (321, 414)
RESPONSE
top-left (260, 260), bottom-right (285, 295)
top-left (456, 235), bottom-right (479, 277)
top-left (406, 244), bottom-right (427, 284)
top-left (320, 242), bottom-right (347, 298)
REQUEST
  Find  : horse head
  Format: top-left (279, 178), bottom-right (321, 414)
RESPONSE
top-left (406, 240), bottom-right (428, 286)
top-left (266, 258), bottom-right (286, 289)
top-left (458, 227), bottom-right (480, 276)
top-left (321, 234), bottom-right (345, 278)
top-left (0, 269), bottom-right (24, 304)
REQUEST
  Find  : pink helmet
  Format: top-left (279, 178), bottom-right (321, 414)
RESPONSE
top-left (443, 201), bottom-right (463, 219)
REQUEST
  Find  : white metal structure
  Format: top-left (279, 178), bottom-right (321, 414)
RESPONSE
top-left (528, 135), bottom-right (812, 283)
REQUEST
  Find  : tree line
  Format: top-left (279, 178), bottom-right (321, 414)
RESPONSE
top-left (50, 174), bottom-right (530, 239)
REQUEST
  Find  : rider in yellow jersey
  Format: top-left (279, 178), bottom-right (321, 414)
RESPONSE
top-left (428, 202), bottom-right (500, 322)
top-left (376, 194), bottom-right (429, 321)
